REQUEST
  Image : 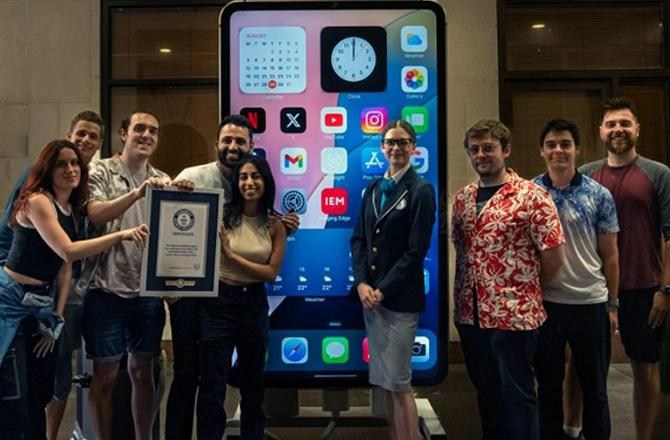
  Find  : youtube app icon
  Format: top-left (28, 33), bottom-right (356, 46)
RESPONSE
top-left (320, 107), bottom-right (347, 134)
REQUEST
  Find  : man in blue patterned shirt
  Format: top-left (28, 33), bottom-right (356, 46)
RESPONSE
top-left (533, 118), bottom-right (620, 440)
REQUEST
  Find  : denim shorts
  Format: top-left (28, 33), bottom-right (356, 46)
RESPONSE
top-left (82, 289), bottom-right (165, 362)
top-left (53, 303), bottom-right (83, 400)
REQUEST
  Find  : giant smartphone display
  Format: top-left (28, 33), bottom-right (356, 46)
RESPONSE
top-left (220, 1), bottom-right (446, 387)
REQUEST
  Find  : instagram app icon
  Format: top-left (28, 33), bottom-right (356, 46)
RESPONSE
top-left (361, 107), bottom-right (388, 134)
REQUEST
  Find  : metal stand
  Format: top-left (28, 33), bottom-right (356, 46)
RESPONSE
top-left (224, 388), bottom-right (446, 439)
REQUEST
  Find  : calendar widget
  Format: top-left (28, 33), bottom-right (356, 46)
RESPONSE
top-left (239, 26), bottom-right (307, 94)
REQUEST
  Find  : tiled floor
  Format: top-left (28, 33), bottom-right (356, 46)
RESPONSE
top-left (59, 363), bottom-right (670, 439)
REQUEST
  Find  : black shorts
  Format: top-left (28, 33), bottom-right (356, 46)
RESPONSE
top-left (618, 288), bottom-right (667, 363)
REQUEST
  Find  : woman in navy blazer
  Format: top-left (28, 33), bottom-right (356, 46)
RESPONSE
top-left (350, 120), bottom-right (436, 440)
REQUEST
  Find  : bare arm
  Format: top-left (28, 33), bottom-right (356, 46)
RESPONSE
top-left (55, 262), bottom-right (72, 315)
top-left (26, 194), bottom-right (148, 263)
top-left (540, 244), bottom-right (564, 286)
top-left (649, 238), bottom-right (670, 328)
top-left (87, 176), bottom-right (172, 227)
top-left (597, 233), bottom-right (619, 301)
top-left (222, 221), bottom-right (287, 283)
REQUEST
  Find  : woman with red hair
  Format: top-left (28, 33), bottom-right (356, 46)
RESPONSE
top-left (0, 139), bottom-right (148, 439)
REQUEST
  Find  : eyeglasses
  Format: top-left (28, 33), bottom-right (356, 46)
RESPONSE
top-left (466, 143), bottom-right (498, 156)
top-left (382, 138), bottom-right (414, 149)
top-left (220, 136), bottom-right (249, 146)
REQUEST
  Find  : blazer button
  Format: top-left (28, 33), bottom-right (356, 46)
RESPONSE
top-left (372, 246), bottom-right (378, 253)
top-left (371, 264), bottom-right (376, 271)
top-left (375, 228), bottom-right (381, 234)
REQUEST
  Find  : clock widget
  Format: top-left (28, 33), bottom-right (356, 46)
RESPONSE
top-left (320, 26), bottom-right (387, 92)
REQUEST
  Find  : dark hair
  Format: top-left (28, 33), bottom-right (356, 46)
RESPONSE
top-left (224, 155), bottom-right (276, 230)
top-left (10, 140), bottom-right (89, 225)
top-left (69, 110), bottom-right (105, 138)
top-left (217, 114), bottom-right (254, 143)
top-left (119, 110), bottom-right (161, 135)
top-left (463, 118), bottom-right (512, 151)
top-left (539, 117), bottom-right (580, 148)
top-left (601, 97), bottom-right (638, 122)
top-left (382, 119), bottom-right (416, 143)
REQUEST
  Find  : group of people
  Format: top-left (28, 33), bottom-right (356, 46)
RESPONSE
top-left (0, 96), bottom-right (667, 440)
top-left (0, 109), bottom-right (435, 440)
top-left (452, 97), bottom-right (670, 440)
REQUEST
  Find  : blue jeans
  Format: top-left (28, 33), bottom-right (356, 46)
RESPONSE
top-left (197, 282), bottom-right (268, 440)
top-left (0, 318), bottom-right (55, 440)
top-left (53, 302), bottom-right (83, 400)
top-left (457, 323), bottom-right (539, 440)
top-left (535, 302), bottom-right (611, 440)
top-left (165, 297), bottom-right (202, 440)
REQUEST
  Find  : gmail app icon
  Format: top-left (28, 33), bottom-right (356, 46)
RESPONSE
top-left (280, 147), bottom-right (307, 175)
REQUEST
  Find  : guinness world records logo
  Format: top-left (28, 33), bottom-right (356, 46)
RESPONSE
top-left (173, 209), bottom-right (195, 231)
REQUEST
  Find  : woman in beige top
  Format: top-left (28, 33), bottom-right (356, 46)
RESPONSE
top-left (197, 155), bottom-right (287, 440)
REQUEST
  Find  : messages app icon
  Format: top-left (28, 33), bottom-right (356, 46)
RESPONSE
top-left (322, 337), bottom-right (349, 364)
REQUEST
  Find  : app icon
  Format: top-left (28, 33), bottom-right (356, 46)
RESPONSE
top-left (361, 147), bottom-right (388, 175)
top-left (401, 66), bottom-right (428, 93)
top-left (321, 147), bottom-right (348, 174)
top-left (280, 148), bottom-right (307, 175)
top-left (240, 107), bottom-right (266, 133)
top-left (252, 148), bottom-right (266, 159)
top-left (412, 336), bottom-right (430, 363)
top-left (362, 337), bottom-right (370, 364)
top-left (411, 147), bottom-right (429, 174)
top-left (281, 188), bottom-right (308, 214)
top-left (280, 107), bottom-right (307, 133)
top-left (282, 337), bottom-right (308, 364)
top-left (322, 337), bottom-right (349, 364)
top-left (321, 188), bottom-right (349, 215)
top-left (401, 106), bottom-right (429, 133)
top-left (401, 25), bottom-right (428, 53)
top-left (360, 107), bottom-right (388, 134)
top-left (321, 107), bottom-right (347, 134)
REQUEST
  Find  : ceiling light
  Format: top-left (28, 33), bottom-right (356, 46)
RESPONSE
top-left (531, 23), bottom-right (546, 30)
top-left (159, 48), bottom-right (172, 54)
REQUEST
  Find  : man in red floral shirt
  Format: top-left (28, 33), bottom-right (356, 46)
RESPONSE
top-left (451, 118), bottom-right (565, 439)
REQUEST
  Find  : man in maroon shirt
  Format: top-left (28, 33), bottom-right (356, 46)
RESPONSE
top-left (580, 97), bottom-right (670, 440)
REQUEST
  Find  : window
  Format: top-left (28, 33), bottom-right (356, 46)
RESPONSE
top-left (500, 0), bottom-right (670, 179)
top-left (102, 2), bottom-right (224, 174)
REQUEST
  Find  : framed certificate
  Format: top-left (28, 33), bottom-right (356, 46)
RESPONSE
top-left (141, 187), bottom-right (224, 297)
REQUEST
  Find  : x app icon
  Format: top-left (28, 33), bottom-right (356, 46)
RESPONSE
top-left (281, 107), bottom-right (307, 133)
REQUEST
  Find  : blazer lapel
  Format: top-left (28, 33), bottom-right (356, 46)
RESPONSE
top-left (374, 169), bottom-right (417, 225)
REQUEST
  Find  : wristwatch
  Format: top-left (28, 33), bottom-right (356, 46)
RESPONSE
top-left (607, 298), bottom-right (620, 310)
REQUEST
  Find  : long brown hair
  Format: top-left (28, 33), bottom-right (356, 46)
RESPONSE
top-left (10, 140), bottom-right (89, 225)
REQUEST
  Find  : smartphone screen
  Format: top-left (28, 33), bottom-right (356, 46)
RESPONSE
top-left (220, 1), bottom-right (447, 387)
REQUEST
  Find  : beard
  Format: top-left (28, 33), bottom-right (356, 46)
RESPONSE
top-left (217, 149), bottom-right (248, 168)
top-left (604, 135), bottom-right (636, 156)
